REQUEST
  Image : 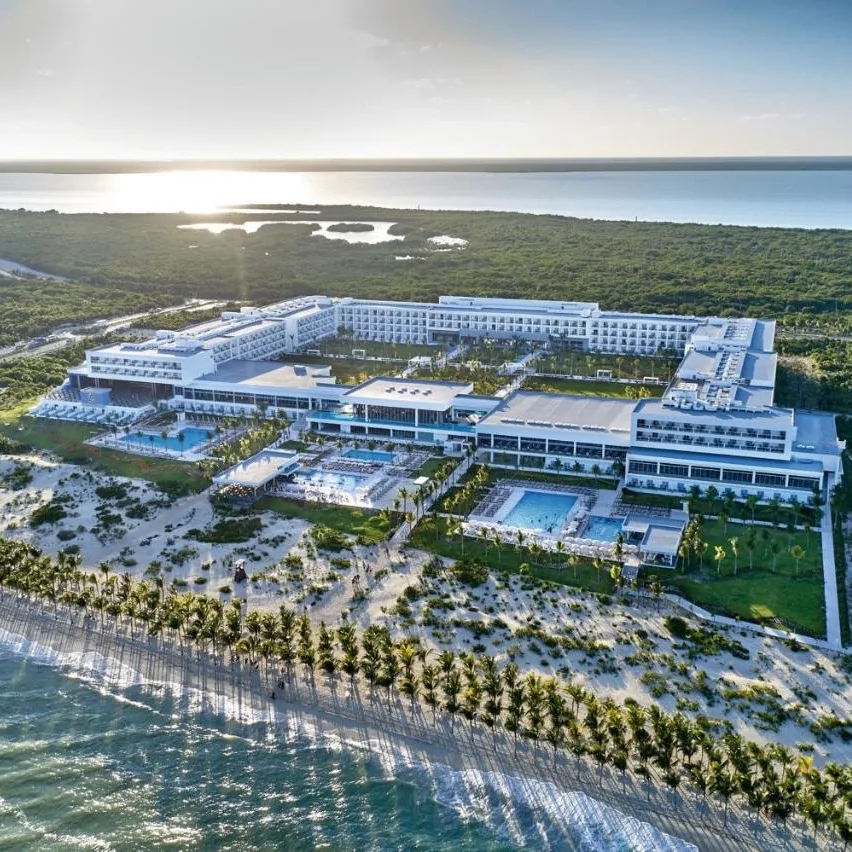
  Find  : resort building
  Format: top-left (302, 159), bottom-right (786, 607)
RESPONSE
top-left (306, 377), bottom-right (499, 445)
top-left (38, 293), bottom-right (844, 500)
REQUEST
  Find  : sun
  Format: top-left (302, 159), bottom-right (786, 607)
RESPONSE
top-left (106, 170), bottom-right (310, 214)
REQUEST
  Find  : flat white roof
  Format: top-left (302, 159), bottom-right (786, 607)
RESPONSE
top-left (479, 391), bottom-right (636, 434)
top-left (213, 449), bottom-right (300, 487)
top-left (342, 377), bottom-right (473, 408)
top-left (193, 359), bottom-right (337, 390)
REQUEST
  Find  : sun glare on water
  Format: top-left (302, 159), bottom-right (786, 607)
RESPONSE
top-left (106, 170), bottom-right (310, 213)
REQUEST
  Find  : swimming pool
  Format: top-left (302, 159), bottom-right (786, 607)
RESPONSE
top-left (119, 427), bottom-right (211, 453)
top-left (295, 468), bottom-right (370, 491)
top-left (583, 516), bottom-right (625, 543)
top-left (502, 490), bottom-right (577, 533)
top-left (343, 449), bottom-right (396, 463)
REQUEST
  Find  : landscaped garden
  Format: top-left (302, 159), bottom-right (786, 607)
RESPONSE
top-left (410, 363), bottom-right (508, 396)
top-left (410, 514), bottom-right (615, 594)
top-left (522, 376), bottom-right (664, 399)
top-left (314, 338), bottom-right (441, 360)
top-left (535, 350), bottom-right (679, 382)
top-left (653, 516), bottom-right (825, 637)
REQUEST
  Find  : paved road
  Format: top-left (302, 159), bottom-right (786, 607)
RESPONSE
top-left (821, 481), bottom-right (843, 650)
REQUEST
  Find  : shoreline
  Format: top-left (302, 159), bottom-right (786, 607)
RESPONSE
top-left (0, 593), bottom-right (818, 851)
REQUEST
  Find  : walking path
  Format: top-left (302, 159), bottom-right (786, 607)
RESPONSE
top-left (821, 482), bottom-right (842, 649)
top-left (390, 451), bottom-right (476, 546)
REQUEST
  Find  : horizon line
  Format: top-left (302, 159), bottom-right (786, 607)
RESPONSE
top-left (1, 155), bottom-right (852, 175)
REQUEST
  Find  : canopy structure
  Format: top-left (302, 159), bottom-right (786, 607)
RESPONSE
top-left (212, 449), bottom-right (301, 499)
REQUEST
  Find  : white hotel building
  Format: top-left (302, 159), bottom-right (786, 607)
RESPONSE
top-left (49, 294), bottom-right (843, 501)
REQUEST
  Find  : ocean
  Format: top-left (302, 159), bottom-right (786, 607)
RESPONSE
top-left (0, 625), bottom-right (697, 852)
top-left (0, 167), bottom-right (850, 228)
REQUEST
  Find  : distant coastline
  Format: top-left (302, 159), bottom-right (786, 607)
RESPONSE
top-left (1, 156), bottom-right (852, 174)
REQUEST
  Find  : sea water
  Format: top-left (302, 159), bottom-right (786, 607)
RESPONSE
top-left (0, 630), bottom-right (697, 851)
top-left (1, 167), bottom-right (851, 228)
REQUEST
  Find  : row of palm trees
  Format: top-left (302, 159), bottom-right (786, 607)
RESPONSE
top-left (197, 416), bottom-right (290, 476)
top-left (1, 538), bottom-right (849, 845)
top-left (391, 450), bottom-right (474, 532)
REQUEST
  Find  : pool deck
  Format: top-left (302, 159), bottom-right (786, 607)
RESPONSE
top-left (87, 422), bottom-right (216, 462)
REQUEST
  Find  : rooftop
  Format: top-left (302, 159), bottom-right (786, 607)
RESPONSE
top-left (342, 377), bottom-right (473, 407)
top-left (479, 391), bottom-right (636, 434)
top-left (212, 449), bottom-right (300, 488)
top-left (793, 410), bottom-right (842, 456)
top-left (193, 359), bottom-right (338, 390)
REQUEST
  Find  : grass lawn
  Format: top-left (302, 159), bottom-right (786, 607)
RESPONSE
top-left (416, 456), bottom-right (452, 479)
top-left (0, 414), bottom-right (208, 493)
top-left (522, 376), bottom-right (665, 399)
top-left (410, 515), bottom-right (614, 594)
top-left (657, 518), bottom-right (825, 637)
top-left (536, 351), bottom-right (678, 382)
top-left (411, 366), bottom-right (507, 397)
top-left (257, 496), bottom-right (401, 544)
top-left (315, 339), bottom-right (442, 360)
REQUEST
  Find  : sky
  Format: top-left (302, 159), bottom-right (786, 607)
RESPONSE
top-left (1, 0), bottom-right (851, 160)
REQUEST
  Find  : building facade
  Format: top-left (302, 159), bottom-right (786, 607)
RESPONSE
top-left (44, 294), bottom-right (844, 500)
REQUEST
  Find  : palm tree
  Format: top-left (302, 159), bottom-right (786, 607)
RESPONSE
top-left (713, 545), bottom-right (726, 576)
top-left (790, 544), bottom-right (805, 575)
top-left (441, 668), bottom-right (462, 733)
top-left (492, 532), bottom-right (503, 565)
top-left (447, 518), bottom-right (464, 555)
top-left (398, 487), bottom-right (409, 514)
top-left (317, 621), bottom-right (336, 674)
top-left (746, 493), bottom-right (759, 522)
top-left (420, 663), bottom-right (440, 724)
top-left (729, 536), bottom-right (739, 575)
top-left (769, 539), bottom-right (782, 572)
top-left (524, 673), bottom-right (546, 754)
top-left (592, 556), bottom-right (604, 585)
top-left (296, 613), bottom-right (316, 675)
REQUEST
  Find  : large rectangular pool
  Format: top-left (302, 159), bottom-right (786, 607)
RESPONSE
top-left (119, 427), bottom-right (211, 453)
top-left (343, 449), bottom-right (396, 463)
top-left (295, 468), bottom-right (370, 491)
top-left (502, 490), bottom-right (577, 533)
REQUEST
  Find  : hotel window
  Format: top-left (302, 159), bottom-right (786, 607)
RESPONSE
top-left (788, 475), bottom-right (820, 491)
top-left (722, 469), bottom-right (753, 484)
top-left (628, 460), bottom-right (658, 475)
top-left (755, 472), bottom-right (785, 487)
top-left (690, 466), bottom-right (721, 481)
top-left (659, 463), bottom-right (688, 478)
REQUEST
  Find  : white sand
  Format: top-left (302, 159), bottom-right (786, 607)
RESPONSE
top-left (2, 451), bottom-right (850, 771)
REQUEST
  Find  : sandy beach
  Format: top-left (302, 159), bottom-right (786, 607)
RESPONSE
top-left (0, 592), bottom-right (827, 851)
top-left (3, 453), bottom-right (851, 774)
